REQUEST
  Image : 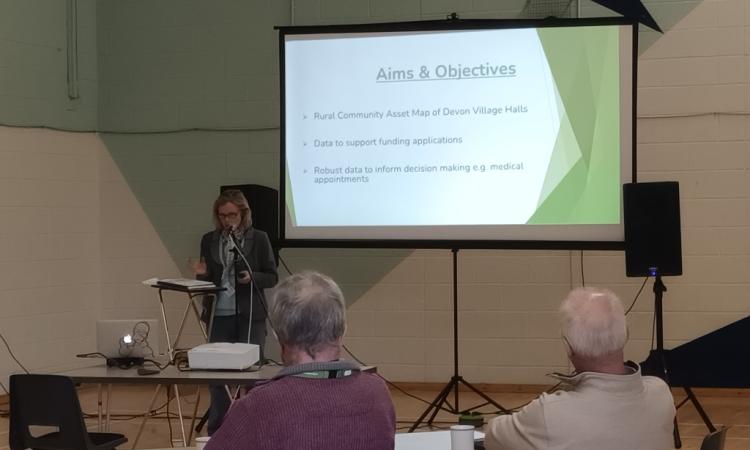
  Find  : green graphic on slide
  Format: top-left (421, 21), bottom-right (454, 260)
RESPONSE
top-left (286, 162), bottom-right (298, 227)
top-left (529, 26), bottom-right (621, 224)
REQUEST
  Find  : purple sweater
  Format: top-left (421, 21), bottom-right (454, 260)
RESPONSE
top-left (205, 371), bottom-right (395, 450)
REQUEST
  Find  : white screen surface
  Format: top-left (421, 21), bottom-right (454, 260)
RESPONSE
top-left (281, 21), bottom-right (634, 246)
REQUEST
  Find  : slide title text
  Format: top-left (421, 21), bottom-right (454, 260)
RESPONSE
top-left (376, 63), bottom-right (517, 82)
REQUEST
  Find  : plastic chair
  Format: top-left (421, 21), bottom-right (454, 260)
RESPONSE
top-left (10, 374), bottom-right (127, 450)
top-left (700, 426), bottom-right (730, 450)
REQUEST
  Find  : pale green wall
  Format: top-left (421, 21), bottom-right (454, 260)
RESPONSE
top-left (0, 0), bottom-right (97, 129)
top-left (96, 0), bottom-right (284, 132)
top-left (97, 0), bottom-right (286, 266)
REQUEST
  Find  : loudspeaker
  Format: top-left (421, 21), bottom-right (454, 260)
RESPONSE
top-left (624, 181), bottom-right (682, 277)
top-left (220, 184), bottom-right (279, 250)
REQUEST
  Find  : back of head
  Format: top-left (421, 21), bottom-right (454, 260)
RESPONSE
top-left (270, 271), bottom-right (346, 358)
top-left (559, 287), bottom-right (627, 358)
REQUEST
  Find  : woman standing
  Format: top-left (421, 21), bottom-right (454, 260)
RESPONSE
top-left (192, 189), bottom-right (278, 435)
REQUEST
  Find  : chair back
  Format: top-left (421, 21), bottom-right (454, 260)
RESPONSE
top-left (700, 426), bottom-right (730, 450)
top-left (10, 374), bottom-right (91, 450)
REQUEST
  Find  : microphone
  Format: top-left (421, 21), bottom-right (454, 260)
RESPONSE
top-left (224, 225), bottom-right (240, 251)
top-left (225, 226), bottom-right (254, 283)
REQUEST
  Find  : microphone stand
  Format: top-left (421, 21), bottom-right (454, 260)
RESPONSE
top-left (227, 230), bottom-right (269, 347)
top-left (231, 246), bottom-right (241, 343)
top-left (196, 228), bottom-right (267, 435)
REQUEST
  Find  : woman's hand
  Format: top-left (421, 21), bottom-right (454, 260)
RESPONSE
top-left (189, 257), bottom-right (208, 277)
top-left (237, 270), bottom-right (252, 284)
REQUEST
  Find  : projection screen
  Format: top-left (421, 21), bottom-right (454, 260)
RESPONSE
top-left (278, 18), bottom-right (636, 249)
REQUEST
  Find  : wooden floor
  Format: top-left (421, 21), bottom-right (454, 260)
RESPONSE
top-left (2, 383), bottom-right (748, 449)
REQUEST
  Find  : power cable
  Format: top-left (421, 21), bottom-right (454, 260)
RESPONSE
top-left (580, 251), bottom-right (585, 287)
top-left (342, 344), bottom-right (439, 409)
top-left (0, 331), bottom-right (30, 374)
top-left (625, 276), bottom-right (650, 315)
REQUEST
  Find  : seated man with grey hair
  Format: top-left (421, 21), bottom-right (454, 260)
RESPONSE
top-left (205, 271), bottom-right (396, 450)
top-left (485, 287), bottom-right (675, 450)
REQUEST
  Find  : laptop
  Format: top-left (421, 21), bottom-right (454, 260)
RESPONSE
top-left (96, 319), bottom-right (160, 359)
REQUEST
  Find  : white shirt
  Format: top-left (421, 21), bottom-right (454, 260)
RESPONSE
top-left (485, 364), bottom-right (675, 450)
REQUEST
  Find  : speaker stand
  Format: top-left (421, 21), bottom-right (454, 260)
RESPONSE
top-left (649, 274), bottom-right (715, 449)
top-left (409, 249), bottom-right (510, 432)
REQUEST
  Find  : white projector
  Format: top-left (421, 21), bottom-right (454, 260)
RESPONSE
top-left (187, 343), bottom-right (259, 370)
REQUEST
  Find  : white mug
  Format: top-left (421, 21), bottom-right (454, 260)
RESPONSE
top-left (450, 424), bottom-right (475, 450)
top-left (195, 436), bottom-right (210, 450)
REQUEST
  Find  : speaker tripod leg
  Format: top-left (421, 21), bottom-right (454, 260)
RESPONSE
top-left (673, 417), bottom-right (682, 449)
top-left (685, 387), bottom-right (716, 432)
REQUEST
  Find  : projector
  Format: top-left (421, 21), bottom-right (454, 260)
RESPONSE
top-left (187, 343), bottom-right (259, 370)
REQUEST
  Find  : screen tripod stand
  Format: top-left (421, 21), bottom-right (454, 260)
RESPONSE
top-left (409, 249), bottom-right (510, 432)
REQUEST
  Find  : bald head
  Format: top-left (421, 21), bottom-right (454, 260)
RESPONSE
top-left (559, 287), bottom-right (627, 359)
